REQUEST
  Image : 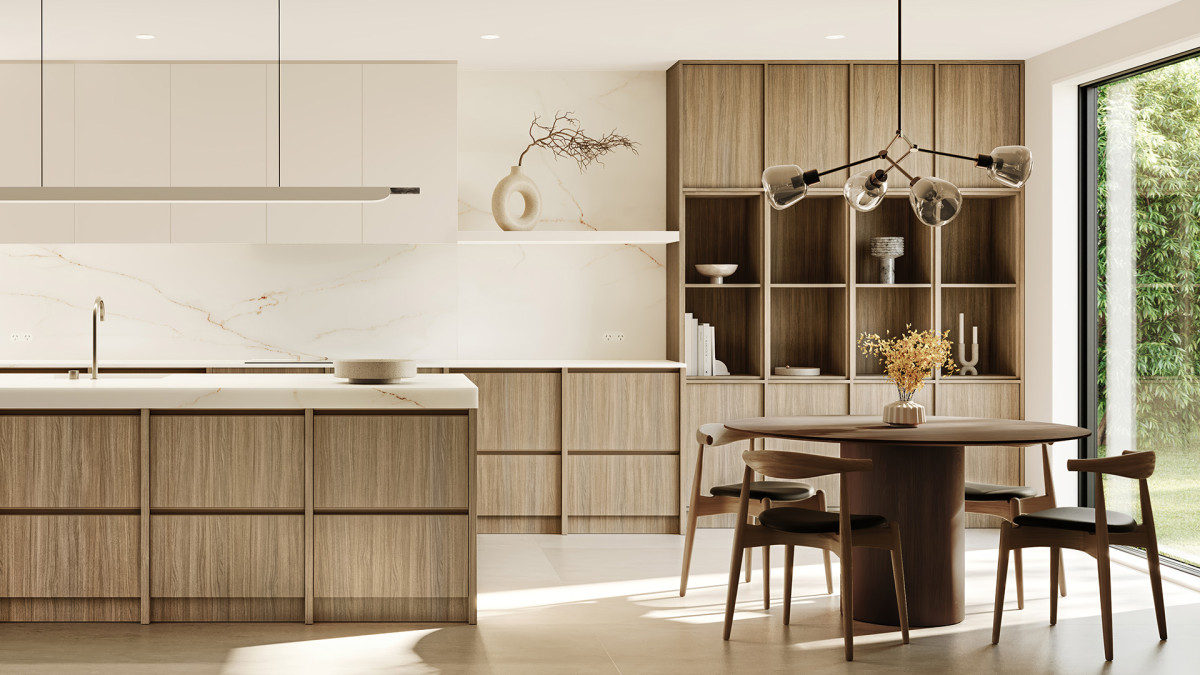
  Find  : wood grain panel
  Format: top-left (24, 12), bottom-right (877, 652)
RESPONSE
top-left (314, 414), bottom-right (469, 508)
top-left (770, 288), bottom-right (848, 376)
top-left (478, 516), bottom-right (561, 534)
top-left (684, 195), bottom-right (763, 284)
top-left (0, 598), bottom-right (138, 622)
top-left (940, 195), bottom-right (1020, 284)
top-left (851, 383), bottom-right (934, 415)
top-left (681, 65), bottom-right (763, 188)
top-left (850, 65), bottom-right (934, 178)
top-left (854, 287), bottom-right (934, 376)
top-left (0, 415), bottom-right (138, 508)
top-left (461, 372), bottom-right (560, 451)
top-left (936, 382), bottom-right (1022, 527)
top-left (151, 414), bottom-right (304, 508)
top-left (685, 287), bottom-right (763, 377)
top-left (150, 515), bottom-right (303, 599)
top-left (764, 384), bottom-right (851, 507)
top-left (683, 383), bottom-right (763, 528)
top-left (565, 373), bottom-right (679, 451)
top-left (477, 454), bottom-right (560, 516)
top-left (935, 64), bottom-right (1022, 187)
top-left (569, 516), bottom-right (678, 534)
top-left (568, 455), bottom-right (679, 517)
top-left (770, 196), bottom-right (847, 284)
top-left (767, 65), bottom-right (850, 182)
top-left (940, 287), bottom-right (1020, 377)
top-left (314, 515), bottom-right (468, 621)
top-left (854, 197), bottom-right (934, 284)
top-left (0, 515), bottom-right (138, 597)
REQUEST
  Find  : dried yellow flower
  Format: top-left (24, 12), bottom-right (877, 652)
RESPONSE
top-left (857, 325), bottom-right (957, 401)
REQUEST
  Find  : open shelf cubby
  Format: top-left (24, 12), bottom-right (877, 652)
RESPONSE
top-left (854, 286), bottom-right (934, 377)
top-left (941, 194), bottom-right (1021, 285)
top-left (854, 196), bottom-right (933, 285)
top-left (771, 196), bottom-right (848, 284)
top-left (686, 286), bottom-right (763, 378)
top-left (684, 195), bottom-right (762, 285)
top-left (770, 287), bottom-right (848, 377)
top-left (941, 287), bottom-right (1020, 377)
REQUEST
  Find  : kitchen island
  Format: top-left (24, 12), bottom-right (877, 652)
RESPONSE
top-left (0, 373), bottom-right (478, 624)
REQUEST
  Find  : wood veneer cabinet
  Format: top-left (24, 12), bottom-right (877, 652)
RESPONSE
top-left (0, 414), bottom-right (139, 508)
top-left (680, 65), bottom-right (763, 188)
top-left (667, 60), bottom-right (1026, 529)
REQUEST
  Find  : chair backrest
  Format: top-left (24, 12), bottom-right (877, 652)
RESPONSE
top-left (696, 423), bottom-right (758, 448)
top-left (742, 449), bottom-right (872, 481)
top-left (1067, 450), bottom-right (1155, 480)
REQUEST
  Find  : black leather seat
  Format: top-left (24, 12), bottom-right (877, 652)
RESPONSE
top-left (965, 481), bottom-right (1039, 501)
top-left (1015, 506), bottom-right (1138, 534)
top-left (758, 506), bottom-right (887, 534)
top-left (709, 481), bottom-right (815, 502)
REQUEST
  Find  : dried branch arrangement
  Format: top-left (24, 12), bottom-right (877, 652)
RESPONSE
top-left (517, 111), bottom-right (637, 172)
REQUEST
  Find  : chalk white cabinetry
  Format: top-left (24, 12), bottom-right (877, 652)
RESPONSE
top-left (0, 62), bottom-right (455, 244)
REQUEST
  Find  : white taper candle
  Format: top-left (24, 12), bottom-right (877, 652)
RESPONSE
top-left (959, 313), bottom-right (965, 342)
top-left (973, 326), bottom-right (978, 344)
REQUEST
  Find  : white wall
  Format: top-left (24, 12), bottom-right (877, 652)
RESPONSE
top-left (0, 69), bottom-right (668, 362)
top-left (1024, 0), bottom-right (1200, 501)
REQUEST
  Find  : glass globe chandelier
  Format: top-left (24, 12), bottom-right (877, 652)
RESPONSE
top-left (762, 0), bottom-right (1033, 227)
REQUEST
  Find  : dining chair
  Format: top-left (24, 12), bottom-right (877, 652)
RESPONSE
top-left (967, 443), bottom-right (1068, 609)
top-left (723, 449), bottom-right (910, 662)
top-left (680, 424), bottom-right (833, 608)
top-left (991, 450), bottom-right (1167, 661)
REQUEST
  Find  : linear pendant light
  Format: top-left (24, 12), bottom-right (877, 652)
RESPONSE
top-left (8, 0), bottom-right (418, 204)
top-left (761, 0), bottom-right (1032, 227)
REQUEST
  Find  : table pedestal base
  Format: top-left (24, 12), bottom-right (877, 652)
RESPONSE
top-left (842, 442), bottom-right (965, 627)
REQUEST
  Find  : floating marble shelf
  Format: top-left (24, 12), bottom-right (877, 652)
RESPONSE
top-left (456, 230), bottom-right (679, 245)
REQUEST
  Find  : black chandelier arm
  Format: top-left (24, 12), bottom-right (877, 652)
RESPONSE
top-left (915, 146), bottom-right (993, 167)
top-left (815, 154), bottom-right (881, 179)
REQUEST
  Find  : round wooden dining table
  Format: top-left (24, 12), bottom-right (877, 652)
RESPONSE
top-left (724, 415), bottom-right (1090, 628)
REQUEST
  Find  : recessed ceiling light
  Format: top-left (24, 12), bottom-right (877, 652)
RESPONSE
top-left (480, 34), bottom-right (500, 40)
top-left (135, 34), bottom-right (156, 40)
top-left (825, 34), bottom-right (846, 40)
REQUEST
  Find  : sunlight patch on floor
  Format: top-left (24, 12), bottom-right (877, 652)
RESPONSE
top-left (219, 629), bottom-right (439, 675)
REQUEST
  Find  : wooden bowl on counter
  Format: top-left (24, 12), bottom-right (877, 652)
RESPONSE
top-left (332, 359), bottom-right (417, 384)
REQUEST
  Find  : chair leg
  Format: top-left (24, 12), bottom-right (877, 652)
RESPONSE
top-left (817, 491), bottom-right (834, 594)
top-left (1058, 553), bottom-right (1068, 597)
top-left (1049, 547), bottom-right (1060, 626)
top-left (841, 540), bottom-right (854, 661)
top-left (723, 542), bottom-right (745, 641)
top-left (680, 447), bottom-right (705, 597)
top-left (1014, 548), bottom-right (1025, 610)
top-left (1097, 544), bottom-right (1114, 661)
top-left (889, 527), bottom-right (910, 645)
top-left (992, 524), bottom-right (1011, 645)
top-left (761, 498), bottom-right (772, 610)
top-left (744, 546), bottom-right (752, 583)
top-left (1146, 535), bottom-right (1168, 641)
top-left (783, 545), bottom-right (794, 625)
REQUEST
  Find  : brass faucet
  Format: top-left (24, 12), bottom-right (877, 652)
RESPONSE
top-left (92, 297), bottom-right (105, 380)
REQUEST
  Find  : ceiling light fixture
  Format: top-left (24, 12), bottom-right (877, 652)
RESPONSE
top-left (6, 0), bottom-right (417, 204)
top-left (763, 0), bottom-right (1032, 227)
top-left (135, 34), bottom-right (156, 40)
top-left (481, 34), bottom-right (500, 40)
top-left (825, 34), bottom-right (845, 40)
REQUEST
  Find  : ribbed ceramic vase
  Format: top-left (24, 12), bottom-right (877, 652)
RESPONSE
top-left (491, 166), bottom-right (542, 231)
top-left (882, 399), bottom-right (926, 427)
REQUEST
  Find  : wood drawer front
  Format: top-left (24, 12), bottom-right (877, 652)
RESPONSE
top-left (315, 515), bottom-right (468, 621)
top-left (0, 415), bottom-right (138, 508)
top-left (151, 414), bottom-right (304, 508)
top-left (683, 384), bottom-right (763, 528)
top-left (0, 515), bottom-right (138, 597)
top-left (851, 383), bottom-right (933, 415)
top-left (150, 515), bottom-right (303, 599)
top-left (478, 454), bottom-right (560, 517)
top-left (568, 455), bottom-right (680, 517)
top-left (315, 414), bottom-right (468, 508)
top-left (566, 373), bottom-right (679, 451)
top-left (462, 372), bottom-right (561, 451)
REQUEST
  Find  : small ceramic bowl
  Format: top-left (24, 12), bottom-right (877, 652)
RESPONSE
top-left (695, 264), bottom-right (738, 284)
top-left (333, 359), bottom-right (417, 384)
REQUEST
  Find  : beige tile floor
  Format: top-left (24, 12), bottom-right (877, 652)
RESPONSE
top-left (1, 529), bottom-right (1197, 674)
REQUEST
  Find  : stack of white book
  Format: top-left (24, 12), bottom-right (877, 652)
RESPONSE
top-left (684, 313), bottom-right (724, 376)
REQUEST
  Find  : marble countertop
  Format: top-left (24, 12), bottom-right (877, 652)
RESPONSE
top-left (1, 359), bottom-right (685, 371)
top-left (0, 373), bottom-right (478, 410)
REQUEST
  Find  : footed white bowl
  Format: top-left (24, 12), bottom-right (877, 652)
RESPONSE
top-left (695, 264), bottom-right (738, 284)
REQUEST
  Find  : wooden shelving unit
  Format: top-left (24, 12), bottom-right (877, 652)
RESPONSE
top-left (667, 60), bottom-right (1026, 528)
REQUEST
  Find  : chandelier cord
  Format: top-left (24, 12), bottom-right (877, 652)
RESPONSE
top-left (896, 0), bottom-right (902, 135)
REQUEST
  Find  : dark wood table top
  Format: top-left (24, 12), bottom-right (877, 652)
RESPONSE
top-left (724, 415), bottom-right (1091, 447)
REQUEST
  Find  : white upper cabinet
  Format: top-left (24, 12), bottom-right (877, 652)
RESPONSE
top-left (0, 61), bottom-right (456, 244)
top-left (363, 63), bottom-right (456, 244)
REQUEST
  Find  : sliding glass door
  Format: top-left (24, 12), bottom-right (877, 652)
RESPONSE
top-left (1084, 51), bottom-right (1200, 571)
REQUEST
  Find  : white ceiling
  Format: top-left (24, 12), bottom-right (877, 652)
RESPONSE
top-left (0, 0), bottom-right (1183, 69)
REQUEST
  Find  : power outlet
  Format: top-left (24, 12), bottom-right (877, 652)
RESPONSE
top-left (8, 333), bottom-right (32, 343)
top-left (602, 332), bottom-right (625, 343)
